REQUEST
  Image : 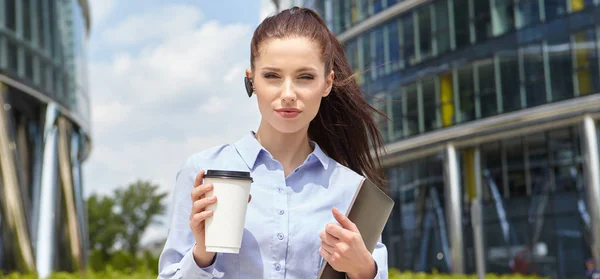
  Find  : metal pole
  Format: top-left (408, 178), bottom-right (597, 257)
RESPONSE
top-left (444, 144), bottom-right (464, 274)
top-left (582, 115), bottom-right (600, 267)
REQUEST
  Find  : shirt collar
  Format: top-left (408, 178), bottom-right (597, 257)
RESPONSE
top-left (234, 131), bottom-right (330, 170)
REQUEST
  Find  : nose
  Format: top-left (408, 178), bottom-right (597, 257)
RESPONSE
top-left (281, 79), bottom-right (296, 102)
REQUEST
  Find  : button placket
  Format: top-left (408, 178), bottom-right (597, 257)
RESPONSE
top-left (273, 184), bottom-right (289, 275)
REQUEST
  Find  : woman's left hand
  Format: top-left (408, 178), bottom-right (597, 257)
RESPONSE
top-left (319, 207), bottom-right (377, 279)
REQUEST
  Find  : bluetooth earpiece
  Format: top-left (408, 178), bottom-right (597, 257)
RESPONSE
top-left (244, 77), bottom-right (254, 97)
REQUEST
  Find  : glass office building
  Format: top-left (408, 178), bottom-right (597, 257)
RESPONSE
top-left (277, 0), bottom-right (600, 277)
top-left (0, 0), bottom-right (91, 276)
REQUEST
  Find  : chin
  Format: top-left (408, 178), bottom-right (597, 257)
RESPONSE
top-left (271, 121), bottom-right (308, 135)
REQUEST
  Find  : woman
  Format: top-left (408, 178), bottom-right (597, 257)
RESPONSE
top-left (158, 7), bottom-right (389, 279)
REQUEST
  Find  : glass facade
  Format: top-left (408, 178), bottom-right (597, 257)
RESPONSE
top-left (0, 0), bottom-right (91, 275)
top-left (0, 0), bottom-right (91, 125)
top-left (285, 0), bottom-right (600, 277)
top-left (334, 1), bottom-right (600, 143)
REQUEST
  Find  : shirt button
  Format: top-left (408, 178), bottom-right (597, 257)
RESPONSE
top-left (277, 233), bottom-right (285, 240)
top-left (274, 263), bottom-right (281, 271)
top-left (278, 209), bottom-right (285, 215)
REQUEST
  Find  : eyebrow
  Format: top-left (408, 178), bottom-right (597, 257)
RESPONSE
top-left (260, 66), bottom-right (319, 73)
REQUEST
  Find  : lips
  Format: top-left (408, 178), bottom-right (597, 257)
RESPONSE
top-left (275, 108), bottom-right (301, 118)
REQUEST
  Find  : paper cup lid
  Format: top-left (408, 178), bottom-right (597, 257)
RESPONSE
top-left (204, 170), bottom-right (253, 182)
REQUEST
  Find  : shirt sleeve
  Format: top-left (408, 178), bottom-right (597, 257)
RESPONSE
top-left (371, 236), bottom-right (389, 279)
top-left (157, 155), bottom-right (226, 279)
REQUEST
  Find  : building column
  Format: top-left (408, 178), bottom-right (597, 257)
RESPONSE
top-left (471, 148), bottom-right (486, 279)
top-left (0, 82), bottom-right (36, 272)
top-left (582, 115), bottom-right (600, 267)
top-left (36, 103), bottom-right (59, 278)
top-left (444, 144), bottom-right (464, 274)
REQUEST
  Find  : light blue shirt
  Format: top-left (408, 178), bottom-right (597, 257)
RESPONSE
top-left (158, 132), bottom-right (388, 279)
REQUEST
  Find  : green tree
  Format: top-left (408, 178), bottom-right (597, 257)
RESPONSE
top-left (86, 194), bottom-right (124, 263)
top-left (114, 180), bottom-right (168, 257)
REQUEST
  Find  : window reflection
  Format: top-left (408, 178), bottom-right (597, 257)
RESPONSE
top-left (422, 78), bottom-right (439, 132)
top-left (433, 0), bottom-right (451, 55)
top-left (384, 155), bottom-right (447, 273)
top-left (458, 65), bottom-right (475, 123)
top-left (477, 59), bottom-right (498, 118)
top-left (474, 0), bottom-right (492, 42)
top-left (492, 0), bottom-right (514, 37)
top-left (417, 6), bottom-right (432, 61)
top-left (401, 14), bottom-right (416, 67)
top-left (474, 127), bottom-right (588, 277)
top-left (515, 0), bottom-right (540, 28)
top-left (453, 0), bottom-right (471, 48)
top-left (499, 49), bottom-right (521, 112)
top-left (391, 90), bottom-right (404, 140)
top-left (405, 84), bottom-right (419, 136)
top-left (548, 33), bottom-right (574, 102)
top-left (520, 43), bottom-right (546, 107)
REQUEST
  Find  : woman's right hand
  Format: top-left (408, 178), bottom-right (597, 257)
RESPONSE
top-left (189, 170), bottom-right (217, 267)
top-left (189, 170), bottom-right (252, 267)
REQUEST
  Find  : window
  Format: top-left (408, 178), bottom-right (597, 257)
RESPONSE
top-left (504, 138), bottom-right (527, 197)
top-left (422, 78), bottom-right (439, 131)
top-left (545, 0), bottom-right (567, 20)
top-left (520, 43), bottom-right (546, 107)
top-left (7, 41), bottom-right (18, 73)
top-left (417, 6), bottom-right (433, 61)
top-left (515, 0), bottom-right (540, 28)
top-left (492, 0), bottom-right (514, 37)
top-left (23, 0), bottom-right (32, 41)
top-left (477, 59), bottom-right (498, 118)
top-left (372, 0), bottom-right (383, 14)
top-left (405, 84), bottom-right (419, 136)
top-left (474, 0), bottom-right (492, 42)
top-left (572, 28), bottom-right (600, 96)
top-left (346, 40), bottom-right (359, 75)
top-left (6, 0), bottom-right (16, 31)
top-left (457, 65), bottom-right (475, 122)
top-left (374, 25), bottom-right (386, 79)
top-left (372, 93), bottom-right (389, 142)
top-left (391, 90), bottom-right (404, 140)
top-left (37, 0), bottom-right (46, 50)
top-left (25, 52), bottom-right (33, 80)
top-left (401, 14), bottom-right (416, 67)
top-left (363, 32), bottom-right (374, 82)
top-left (548, 32), bottom-right (574, 102)
top-left (387, 20), bottom-right (401, 72)
top-left (453, 0), bottom-right (471, 48)
top-left (434, 0), bottom-right (451, 55)
top-left (499, 49), bottom-right (521, 112)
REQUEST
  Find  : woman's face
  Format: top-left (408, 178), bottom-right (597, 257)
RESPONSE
top-left (247, 37), bottom-right (334, 134)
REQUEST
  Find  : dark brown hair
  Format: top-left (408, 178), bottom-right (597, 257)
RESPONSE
top-left (250, 7), bottom-right (387, 188)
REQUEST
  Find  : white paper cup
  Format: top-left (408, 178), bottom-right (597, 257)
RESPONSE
top-left (203, 170), bottom-right (253, 254)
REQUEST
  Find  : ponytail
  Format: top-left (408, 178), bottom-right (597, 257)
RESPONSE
top-left (308, 29), bottom-right (387, 188)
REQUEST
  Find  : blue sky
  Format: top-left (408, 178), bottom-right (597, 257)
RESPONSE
top-left (84, 0), bottom-right (271, 244)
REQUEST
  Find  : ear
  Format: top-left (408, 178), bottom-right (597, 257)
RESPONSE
top-left (245, 68), bottom-right (253, 80)
top-left (324, 70), bottom-right (334, 97)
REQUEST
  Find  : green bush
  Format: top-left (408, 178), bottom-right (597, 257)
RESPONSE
top-left (0, 268), bottom-right (549, 278)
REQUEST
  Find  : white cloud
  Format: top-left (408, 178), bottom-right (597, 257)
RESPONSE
top-left (259, 0), bottom-right (277, 21)
top-left (84, 3), bottom-right (261, 244)
top-left (101, 4), bottom-right (204, 47)
top-left (89, 0), bottom-right (115, 29)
